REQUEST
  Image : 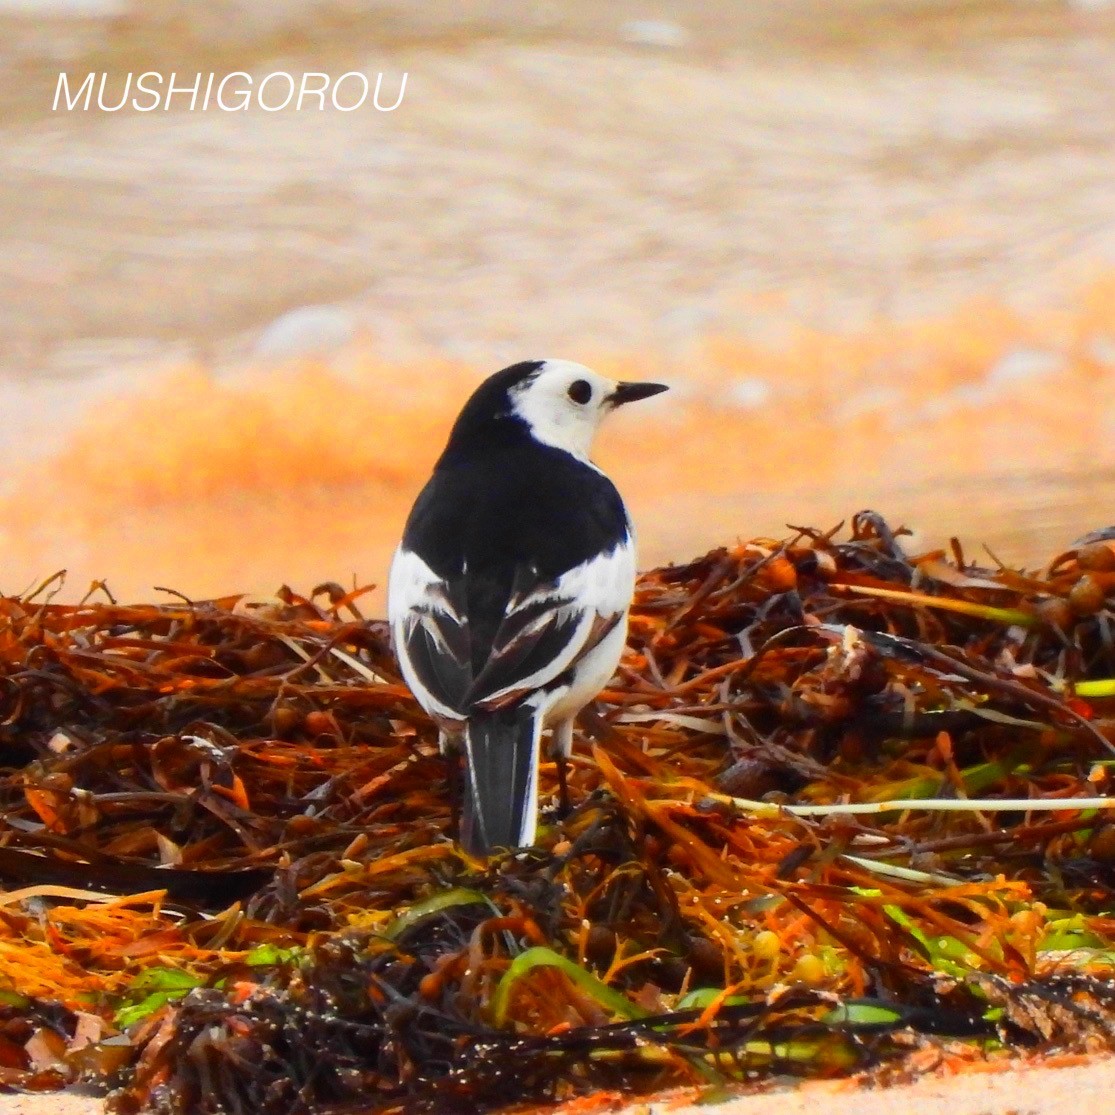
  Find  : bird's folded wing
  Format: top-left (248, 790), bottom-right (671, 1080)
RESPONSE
top-left (390, 543), bottom-right (633, 718)
top-left (466, 595), bottom-right (620, 711)
top-left (388, 549), bottom-right (473, 719)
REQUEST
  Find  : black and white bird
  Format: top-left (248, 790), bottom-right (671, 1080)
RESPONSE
top-left (388, 359), bottom-right (668, 856)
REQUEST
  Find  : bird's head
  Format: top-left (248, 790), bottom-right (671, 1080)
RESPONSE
top-left (443, 359), bottom-right (669, 462)
top-left (510, 359), bottom-right (670, 458)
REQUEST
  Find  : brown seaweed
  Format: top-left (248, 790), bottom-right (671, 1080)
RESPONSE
top-left (2, 515), bottom-right (1115, 1111)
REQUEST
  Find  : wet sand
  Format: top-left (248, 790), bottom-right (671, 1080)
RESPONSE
top-left (621, 1055), bottom-right (1115, 1115)
top-left (3, 0), bottom-right (1115, 368)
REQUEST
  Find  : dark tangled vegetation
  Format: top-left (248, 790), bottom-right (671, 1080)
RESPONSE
top-left (3, 512), bottom-right (1115, 1111)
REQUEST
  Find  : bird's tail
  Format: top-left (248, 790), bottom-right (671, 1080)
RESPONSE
top-left (461, 707), bottom-right (542, 856)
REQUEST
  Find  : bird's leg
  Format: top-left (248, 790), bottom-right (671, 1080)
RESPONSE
top-left (449, 754), bottom-right (462, 842)
top-left (551, 720), bottom-right (575, 818)
top-left (555, 753), bottom-right (570, 818)
top-left (440, 731), bottom-right (462, 841)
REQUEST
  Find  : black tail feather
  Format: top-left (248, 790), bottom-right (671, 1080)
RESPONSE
top-left (461, 708), bottom-right (540, 856)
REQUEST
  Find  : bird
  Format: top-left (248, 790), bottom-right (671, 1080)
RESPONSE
top-left (388, 359), bottom-right (668, 856)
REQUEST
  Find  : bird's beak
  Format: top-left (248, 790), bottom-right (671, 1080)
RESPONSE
top-left (608, 381), bottom-right (669, 407)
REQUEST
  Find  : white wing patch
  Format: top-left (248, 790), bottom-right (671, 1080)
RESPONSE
top-left (387, 545), bottom-right (463, 722)
top-left (388, 546), bottom-right (446, 625)
top-left (554, 535), bottom-right (636, 617)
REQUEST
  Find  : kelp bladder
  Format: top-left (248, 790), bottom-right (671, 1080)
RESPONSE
top-left (3, 513), bottom-right (1115, 1111)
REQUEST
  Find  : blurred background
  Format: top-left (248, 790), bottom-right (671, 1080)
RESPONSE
top-left (1, 0), bottom-right (1114, 605)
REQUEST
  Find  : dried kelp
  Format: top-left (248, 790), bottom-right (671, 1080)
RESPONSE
top-left (3, 514), bottom-right (1115, 1111)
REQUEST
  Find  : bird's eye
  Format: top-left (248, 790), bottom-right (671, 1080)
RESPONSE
top-left (567, 379), bottom-right (593, 405)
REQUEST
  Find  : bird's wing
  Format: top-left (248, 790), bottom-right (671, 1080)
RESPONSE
top-left (465, 545), bottom-right (632, 710)
top-left (388, 546), bottom-right (473, 721)
top-left (389, 541), bottom-right (634, 719)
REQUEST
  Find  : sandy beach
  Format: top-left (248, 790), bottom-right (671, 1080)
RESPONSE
top-left (637, 1056), bottom-right (1115, 1115)
top-left (4, 1055), bottom-right (1115, 1114)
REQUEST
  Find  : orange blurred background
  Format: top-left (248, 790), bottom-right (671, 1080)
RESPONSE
top-left (2, 1), bottom-right (1114, 606)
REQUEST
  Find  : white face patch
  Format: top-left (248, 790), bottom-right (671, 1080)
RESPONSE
top-left (507, 359), bottom-right (618, 459)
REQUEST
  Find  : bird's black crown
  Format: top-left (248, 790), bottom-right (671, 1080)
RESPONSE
top-left (439, 360), bottom-right (545, 464)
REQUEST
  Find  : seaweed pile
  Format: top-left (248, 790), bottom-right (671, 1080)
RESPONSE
top-left (4, 512), bottom-right (1115, 1111)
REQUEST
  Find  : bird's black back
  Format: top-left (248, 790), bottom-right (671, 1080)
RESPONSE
top-left (405, 443), bottom-right (626, 574)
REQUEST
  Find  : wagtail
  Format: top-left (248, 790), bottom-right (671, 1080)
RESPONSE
top-left (388, 360), bottom-right (667, 855)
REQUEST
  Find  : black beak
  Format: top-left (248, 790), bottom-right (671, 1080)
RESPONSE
top-left (609, 381), bottom-right (669, 407)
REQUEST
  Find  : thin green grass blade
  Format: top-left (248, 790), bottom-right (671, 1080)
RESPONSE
top-left (491, 946), bottom-right (647, 1025)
